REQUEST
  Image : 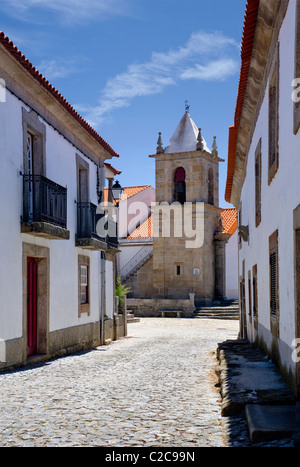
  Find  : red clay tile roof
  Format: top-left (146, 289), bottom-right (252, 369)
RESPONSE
top-left (126, 207), bottom-right (237, 239)
top-left (221, 208), bottom-right (238, 235)
top-left (104, 185), bottom-right (151, 205)
top-left (225, 0), bottom-right (259, 203)
top-left (0, 31), bottom-right (119, 158)
top-left (127, 214), bottom-right (153, 239)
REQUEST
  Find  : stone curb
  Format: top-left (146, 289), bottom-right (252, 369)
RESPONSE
top-left (216, 339), bottom-right (295, 417)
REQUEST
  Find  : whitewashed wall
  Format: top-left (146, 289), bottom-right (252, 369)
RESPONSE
top-left (225, 230), bottom-right (238, 300)
top-left (0, 89), bottom-right (106, 340)
top-left (238, 0), bottom-right (298, 373)
top-left (105, 260), bottom-right (114, 319)
top-left (118, 186), bottom-right (155, 239)
top-left (0, 90), bottom-right (23, 340)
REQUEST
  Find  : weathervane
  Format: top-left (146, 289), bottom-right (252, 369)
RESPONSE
top-left (185, 100), bottom-right (190, 112)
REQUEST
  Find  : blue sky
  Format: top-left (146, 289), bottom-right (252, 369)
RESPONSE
top-left (0, 0), bottom-right (246, 208)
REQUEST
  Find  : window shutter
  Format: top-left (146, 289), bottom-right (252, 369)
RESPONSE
top-left (252, 265), bottom-right (258, 319)
top-left (270, 251), bottom-right (277, 317)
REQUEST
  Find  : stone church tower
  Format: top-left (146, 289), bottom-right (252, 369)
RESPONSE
top-left (149, 108), bottom-right (228, 307)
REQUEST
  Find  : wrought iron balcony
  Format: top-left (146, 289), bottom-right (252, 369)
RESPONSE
top-left (77, 202), bottom-right (99, 239)
top-left (76, 202), bottom-right (107, 250)
top-left (22, 174), bottom-right (69, 239)
top-left (107, 232), bottom-right (119, 250)
top-left (76, 201), bottom-right (119, 251)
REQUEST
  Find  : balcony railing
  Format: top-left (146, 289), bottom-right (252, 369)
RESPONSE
top-left (77, 202), bottom-right (118, 249)
top-left (77, 202), bottom-right (102, 240)
top-left (107, 233), bottom-right (118, 249)
top-left (23, 174), bottom-right (67, 229)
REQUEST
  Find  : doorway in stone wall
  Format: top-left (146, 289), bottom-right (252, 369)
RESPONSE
top-left (23, 243), bottom-right (49, 360)
top-left (239, 260), bottom-right (247, 339)
top-left (27, 257), bottom-right (38, 356)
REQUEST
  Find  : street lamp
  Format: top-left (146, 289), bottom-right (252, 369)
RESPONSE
top-left (111, 180), bottom-right (123, 203)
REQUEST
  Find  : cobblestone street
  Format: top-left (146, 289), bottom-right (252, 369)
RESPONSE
top-left (0, 318), bottom-right (241, 447)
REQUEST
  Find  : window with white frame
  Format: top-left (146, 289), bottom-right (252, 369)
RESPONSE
top-left (78, 255), bottom-right (90, 315)
top-left (80, 265), bottom-right (88, 305)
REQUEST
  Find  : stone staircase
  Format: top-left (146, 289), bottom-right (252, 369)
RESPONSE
top-left (120, 245), bottom-right (153, 282)
top-left (127, 310), bottom-right (140, 323)
top-left (124, 251), bottom-right (153, 282)
top-left (194, 299), bottom-right (240, 320)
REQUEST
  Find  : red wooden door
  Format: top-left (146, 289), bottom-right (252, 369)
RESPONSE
top-left (27, 257), bottom-right (37, 357)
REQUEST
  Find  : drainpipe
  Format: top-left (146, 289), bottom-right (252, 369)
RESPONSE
top-left (97, 165), bottom-right (106, 346)
top-left (100, 251), bottom-right (106, 346)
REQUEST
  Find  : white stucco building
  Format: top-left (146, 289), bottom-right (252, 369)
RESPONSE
top-left (222, 209), bottom-right (238, 301)
top-left (225, 0), bottom-right (300, 395)
top-left (0, 31), bottom-right (123, 369)
top-left (113, 185), bottom-right (155, 282)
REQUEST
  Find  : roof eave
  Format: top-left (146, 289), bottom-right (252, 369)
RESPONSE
top-left (225, 0), bottom-right (260, 205)
top-left (226, 0), bottom-right (288, 207)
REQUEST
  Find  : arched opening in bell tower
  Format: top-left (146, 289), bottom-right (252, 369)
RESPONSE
top-left (174, 167), bottom-right (186, 204)
top-left (208, 167), bottom-right (214, 205)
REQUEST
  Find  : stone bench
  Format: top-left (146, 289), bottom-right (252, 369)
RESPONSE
top-left (159, 310), bottom-right (183, 318)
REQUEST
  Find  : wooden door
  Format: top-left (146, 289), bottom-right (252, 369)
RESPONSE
top-left (27, 257), bottom-right (38, 357)
top-left (240, 278), bottom-right (247, 339)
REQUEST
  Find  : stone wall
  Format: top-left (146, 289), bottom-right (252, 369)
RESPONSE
top-left (126, 256), bottom-right (154, 298)
top-left (152, 203), bottom-right (223, 303)
top-left (0, 311), bottom-right (127, 371)
top-left (49, 322), bottom-right (101, 358)
top-left (103, 296), bottom-right (128, 344)
top-left (127, 293), bottom-right (195, 318)
top-left (103, 314), bottom-right (126, 344)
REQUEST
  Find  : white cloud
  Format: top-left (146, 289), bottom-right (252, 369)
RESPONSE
top-left (0, 0), bottom-right (127, 24)
top-left (82, 31), bottom-right (239, 127)
top-left (180, 58), bottom-right (238, 82)
top-left (37, 59), bottom-right (82, 80)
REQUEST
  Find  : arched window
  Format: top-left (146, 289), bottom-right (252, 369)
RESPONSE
top-left (174, 167), bottom-right (186, 204)
top-left (208, 167), bottom-right (214, 205)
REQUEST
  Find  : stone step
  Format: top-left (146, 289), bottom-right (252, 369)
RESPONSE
top-left (245, 404), bottom-right (300, 443)
top-left (194, 313), bottom-right (239, 320)
top-left (212, 300), bottom-right (240, 307)
top-left (127, 311), bottom-right (140, 323)
top-left (127, 317), bottom-right (140, 323)
top-left (195, 310), bottom-right (239, 315)
top-left (196, 307), bottom-right (239, 312)
top-left (194, 305), bottom-right (239, 320)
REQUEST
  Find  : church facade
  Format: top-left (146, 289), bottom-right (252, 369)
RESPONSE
top-left (126, 109), bottom-right (232, 316)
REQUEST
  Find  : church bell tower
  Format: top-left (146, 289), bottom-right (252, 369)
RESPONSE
top-left (149, 108), bottom-right (227, 306)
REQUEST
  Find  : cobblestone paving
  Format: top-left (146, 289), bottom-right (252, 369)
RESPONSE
top-left (0, 318), bottom-right (248, 447)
